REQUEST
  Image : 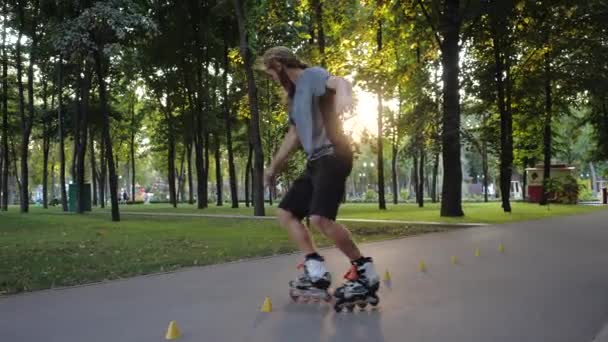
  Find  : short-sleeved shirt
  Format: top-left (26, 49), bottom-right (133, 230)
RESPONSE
top-left (288, 66), bottom-right (335, 161)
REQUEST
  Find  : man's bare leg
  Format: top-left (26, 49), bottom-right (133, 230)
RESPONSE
top-left (309, 215), bottom-right (362, 261)
top-left (277, 208), bottom-right (316, 255)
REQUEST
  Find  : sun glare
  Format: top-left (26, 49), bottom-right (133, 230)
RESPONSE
top-left (344, 87), bottom-right (399, 141)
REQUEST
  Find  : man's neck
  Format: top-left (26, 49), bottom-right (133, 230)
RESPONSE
top-left (285, 67), bottom-right (305, 83)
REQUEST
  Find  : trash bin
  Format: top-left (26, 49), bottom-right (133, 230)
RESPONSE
top-left (68, 183), bottom-right (92, 212)
top-left (603, 187), bottom-right (607, 205)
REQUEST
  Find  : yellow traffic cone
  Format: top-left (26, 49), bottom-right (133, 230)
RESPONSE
top-left (474, 248), bottom-right (480, 257)
top-left (499, 243), bottom-right (505, 253)
top-left (260, 297), bottom-right (272, 312)
top-left (165, 320), bottom-right (181, 340)
top-left (383, 269), bottom-right (392, 282)
top-left (451, 256), bottom-right (458, 264)
top-left (419, 260), bottom-right (427, 272)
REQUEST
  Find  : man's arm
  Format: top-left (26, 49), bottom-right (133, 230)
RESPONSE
top-left (325, 76), bottom-right (354, 114)
top-left (265, 125), bottom-right (300, 185)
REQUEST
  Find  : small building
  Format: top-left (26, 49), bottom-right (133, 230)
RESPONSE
top-left (525, 164), bottom-right (576, 203)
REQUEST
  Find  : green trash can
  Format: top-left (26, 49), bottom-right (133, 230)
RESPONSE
top-left (68, 183), bottom-right (92, 212)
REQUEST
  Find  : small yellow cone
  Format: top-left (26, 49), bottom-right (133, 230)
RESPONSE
top-left (383, 269), bottom-right (392, 282)
top-left (419, 260), bottom-right (427, 272)
top-left (165, 320), bottom-right (181, 340)
top-left (474, 248), bottom-right (480, 257)
top-left (260, 297), bottom-right (272, 312)
top-left (499, 243), bottom-right (505, 253)
top-left (451, 256), bottom-right (458, 264)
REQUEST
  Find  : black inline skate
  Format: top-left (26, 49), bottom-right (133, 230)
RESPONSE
top-left (289, 254), bottom-right (332, 303)
top-left (333, 257), bottom-right (380, 312)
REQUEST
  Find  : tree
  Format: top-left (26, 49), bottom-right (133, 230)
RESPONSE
top-left (416, 0), bottom-right (484, 216)
top-left (232, 0), bottom-right (265, 216)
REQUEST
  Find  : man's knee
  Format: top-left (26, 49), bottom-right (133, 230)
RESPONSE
top-left (277, 208), bottom-right (297, 226)
top-left (310, 215), bottom-right (332, 232)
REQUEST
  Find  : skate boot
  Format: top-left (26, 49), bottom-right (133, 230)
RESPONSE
top-left (333, 257), bottom-right (380, 312)
top-left (289, 254), bottom-right (332, 303)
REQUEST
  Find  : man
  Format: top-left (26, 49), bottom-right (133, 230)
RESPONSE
top-left (258, 47), bottom-right (380, 310)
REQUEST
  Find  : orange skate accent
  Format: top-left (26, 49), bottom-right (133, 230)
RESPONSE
top-left (343, 265), bottom-right (359, 281)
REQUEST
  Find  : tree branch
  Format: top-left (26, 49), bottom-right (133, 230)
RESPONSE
top-left (510, 48), bottom-right (541, 82)
top-left (416, 0), bottom-right (443, 49)
top-left (460, 1), bottom-right (487, 48)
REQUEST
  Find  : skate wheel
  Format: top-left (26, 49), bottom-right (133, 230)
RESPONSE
top-left (289, 289), bottom-right (300, 302)
top-left (357, 302), bottom-right (367, 309)
top-left (345, 303), bottom-right (355, 312)
top-left (368, 295), bottom-right (380, 307)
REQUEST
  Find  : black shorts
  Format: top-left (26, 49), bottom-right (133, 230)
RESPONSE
top-left (279, 149), bottom-right (353, 221)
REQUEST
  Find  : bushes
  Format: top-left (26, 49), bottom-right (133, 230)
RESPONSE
top-left (544, 175), bottom-right (583, 204)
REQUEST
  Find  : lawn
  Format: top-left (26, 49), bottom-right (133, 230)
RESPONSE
top-left (2, 202), bottom-right (604, 295)
top-left (0, 210), bottom-right (455, 295)
top-left (97, 201), bottom-right (606, 224)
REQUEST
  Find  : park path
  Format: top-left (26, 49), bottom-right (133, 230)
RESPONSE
top-left (1, 210), bottom-right (608, 342)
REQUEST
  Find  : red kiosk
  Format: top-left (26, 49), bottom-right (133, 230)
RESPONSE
top-left (525, 164), bottom-right (576, 203)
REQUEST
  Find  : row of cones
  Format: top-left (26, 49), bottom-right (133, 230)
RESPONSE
top-left (164, 243), bottom-right (505, 339)
top-left (383, 243), bottom-right (506, 279)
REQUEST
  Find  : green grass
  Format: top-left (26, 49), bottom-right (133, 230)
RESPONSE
top-left (2, 202), bottom-right (604, 295)
top-left (96, 201), bottom-right (606, 224)
top-left (0, 210), bottom-right (454, 295)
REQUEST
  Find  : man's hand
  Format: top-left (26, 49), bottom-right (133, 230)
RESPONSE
top-left (264, 166), bottom-right (276, 189)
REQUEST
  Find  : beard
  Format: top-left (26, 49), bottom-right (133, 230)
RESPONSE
top-left (277, 68), bottom-right (295, 98)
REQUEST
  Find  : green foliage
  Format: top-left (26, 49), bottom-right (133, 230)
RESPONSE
top-left (544, 175), bottom-right (584, 204)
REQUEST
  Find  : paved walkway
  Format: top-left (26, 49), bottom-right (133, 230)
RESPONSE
top-left (2, 210), bottom-right (608, 342)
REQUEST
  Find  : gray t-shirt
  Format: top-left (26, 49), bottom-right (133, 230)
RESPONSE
top-left (288, 67), bottom-right (335, 161)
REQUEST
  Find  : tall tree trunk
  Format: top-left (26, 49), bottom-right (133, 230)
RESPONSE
top-left (223, 40), bottom-right (238, 208)
top-left (233, 0), bottom-right (265, 216)
top-left (177, 149), bottom-right (185, 203)
top-left (522, 160), bottom-right (528, 201)
top-left (130, 97), bottom-right (136, 204)
top-left (391, 141), bottom-right (398, 204)
top-left (89, 128), bottom-right (97, 206)
top-left (245, 144), bottom-right (252, 207)
top-left (203, 131), bottom-right (210, 208)
top-left (166, 110), bottom-right (177, 208)
top-left (94, 47), bottom-right (120, 221)
top-left (413, 153), bottom-right (419, 203)
top-left (192, 3), bottom-right (207, 210)
top-left (76, 64), bottom-right (91, 213)
top-left (418, 145), bottom-right (425, 207)
top-left (57, 59), bottom-right (68, 211)
top-left (540, 51), bottom-right (552, 206)
top-left (1, 3), bottom-right (8, 211)
top-left (16, 14), bottom-right (29, 212)
top-left (313, 0), bottom-right (326, 67)
top-left (431, 151), bottom-right (439, 203)
top-left (215, 134), bottom-right (223, 206)
top-left (42, 81), bottom-right (50, 209)
top-left (194, 67), bottom-right (205, 209)
top-left (187, 141), bottom-right (194, 204)
top-left (492, 29), bottom-right (513, 212)
top-left (376, 0), bottom-right (386, 210)
top-left (439, 0), bottom-right (464, 217)
top-left (482, 141), bottom-right (489, 203)
top-left (99, 131), bottom-right (106, 208)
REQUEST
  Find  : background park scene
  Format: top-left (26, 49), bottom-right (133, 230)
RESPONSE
top-left (1, 0), bottom-right (608, 341)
